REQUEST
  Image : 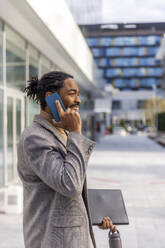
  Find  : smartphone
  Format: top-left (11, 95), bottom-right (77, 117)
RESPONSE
top-left (45, 92), bottom-right (66, 122)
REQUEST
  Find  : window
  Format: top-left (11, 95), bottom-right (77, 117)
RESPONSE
top-left (147, 68), bottom-right (162, 76)
top-left (92, 48), bottom-right (104, 57)
top-left (6, 25), bottom-right (26, 91)
top-left (139, 36), bottom-right (160, 45)
top-left (113, 37), bottom-right (137, 46)
top-left (140, 78), bottom-right (156, 87)
top-left (114, 58), bottom-right (137, 66)
top-left (99, 58), bottom-right (108, 67)
top-left (105, 48), bottom-right (120, 56)
top-left (0, 21), bottom-right (2, 85)
top-left (147, 47), bottom-right (158, 56)
top-left (26, 45), bottom-right (40, 126)
top-left (123, 47), bottom-right (139, 56)
top-left (139, 57), bottom-right (155, 66)
top-left (105, 68), bottom-right (121, 77)
top-left (129, 78), bottom-right (137, 88)
top-left (138, 47), bottom-right (146, 56)
top-left (0, 90), bottom-right (3, 185)
top-left (137, 100), bottom-right (146, 109)
top-left (113, 78), bottom-right (124, 87)
top-left (40, 55), bottom-right (51, 76)
top-left (112, 100), bottom-right (121, 110)
top-left (123, 68), bottom-right (135, 76)
top-left (86, 37), bottom-right (98, 47)
top-left (29, 45), bottom-right (39, 78)
top-left (138, 68), bottom-right (146, 76)
top-left (123, 68), bottom-right (145, 77)
top-left (123, 47), bottom-right (146, 56)
top-left (100, 37), bottom-right (112, 46)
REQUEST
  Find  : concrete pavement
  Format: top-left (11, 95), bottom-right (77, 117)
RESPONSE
top-left (1, 133), bottom-right (165, 248)
top-left (88, 133), bottom-right (165, 248)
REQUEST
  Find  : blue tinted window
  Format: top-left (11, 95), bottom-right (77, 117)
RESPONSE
top-left (140, 78), bottom-right (156, 87)
top-left (92, 48), bottom-right (104, 57)
top-left (139, 57), bottom-right (155, 66)
top-left (108, 59), bottom-right (113, 66)
top-left (123, 68), bottom-right (134, 76)
top-left (138, 68), bottom-right (146, 76)
top-left (156, 79), bottom-right (161, 86)
top-left (106, 68), bottom-right (121, 77)
top-left (129, 78), bottom-right (137, 87)
top-left (114, 58), bottom-right (137, 66)
top-left (100, 37), bottom-right (112, 46)
top-left (147, 47), bottom-right (158, 55)
top-left (86, 38), bottom-right (98, 47)
top-left (123, 47), bottom-right (138, 56)
top-left (113, 37), bottom-right (137, 46)
top-left (94, 59), bottom-right (99, 66)
top-left (114, 78), bottom-right (124, 87)
top-left (139, 36), bottom-right (160, 45)
top-left (147, 36), bottom-right (160, 45)
top-left (105, 48), bottom-right (120, 56)
top-left (100, 58), bottom-right (108, 67)
top-left (114, 58), bottom-right (123, 66)
top-left (147, 67), bottom-right (162, 76)
top-left (138, 47), bottom-right (146, 56)
top-left (123, 68), bottom-right (146, 77)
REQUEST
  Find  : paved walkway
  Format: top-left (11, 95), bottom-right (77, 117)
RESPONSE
top-left (1, 133), bottom-right (165, 248)
top-left (88, 133), bottom-right (165, 248)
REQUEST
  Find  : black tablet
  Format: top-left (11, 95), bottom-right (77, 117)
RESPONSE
top-left (87, 189), bottom-right (129, 225)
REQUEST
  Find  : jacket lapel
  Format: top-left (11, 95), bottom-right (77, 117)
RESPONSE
top-left (33, 115), bottom-right (67, 148)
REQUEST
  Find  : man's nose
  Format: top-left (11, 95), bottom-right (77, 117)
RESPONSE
top-left (75, 95), bottom-right (81, 104)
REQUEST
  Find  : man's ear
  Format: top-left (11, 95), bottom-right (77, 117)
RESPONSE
top-left (45, 92), bottom-right (52, 98)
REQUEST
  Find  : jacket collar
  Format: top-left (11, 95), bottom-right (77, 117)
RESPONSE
top-left (33, 115), bottom-right (67, 148)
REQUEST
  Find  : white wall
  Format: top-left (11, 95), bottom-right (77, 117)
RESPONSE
top-left (26, 0), bottom-right (93, 82)
top-left (112, 90), bottom-right (154, 121)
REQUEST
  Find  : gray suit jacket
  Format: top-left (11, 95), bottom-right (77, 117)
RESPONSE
top-left (17, 115), bottom-right (96, 248)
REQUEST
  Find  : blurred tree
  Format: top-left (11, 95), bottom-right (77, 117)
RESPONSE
top-left (145, 98), bottom-right (165, 128)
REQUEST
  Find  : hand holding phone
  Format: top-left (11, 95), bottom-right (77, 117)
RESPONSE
top-left (45, 92), bottom-right (66, 122)
top-left (46, 92), bottom-right (81, 133)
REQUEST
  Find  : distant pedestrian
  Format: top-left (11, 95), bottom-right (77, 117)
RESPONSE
top-left (17, 71), bottom-right (116, 248)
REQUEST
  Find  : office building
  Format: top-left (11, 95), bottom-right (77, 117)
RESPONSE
top-left (80, 23), bottom-right (164, 125)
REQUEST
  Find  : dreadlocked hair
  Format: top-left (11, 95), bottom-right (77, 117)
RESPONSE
top-left (24, 71), bottom-right (73, 110)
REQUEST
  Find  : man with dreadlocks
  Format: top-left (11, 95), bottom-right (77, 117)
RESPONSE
top-left (17, 71), bottom-right (116, 248)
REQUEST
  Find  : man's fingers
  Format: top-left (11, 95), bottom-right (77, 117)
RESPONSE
top-left (98, 217), bottom-right (117, 231)
top-left (56, 100), bottom-right (64, 116)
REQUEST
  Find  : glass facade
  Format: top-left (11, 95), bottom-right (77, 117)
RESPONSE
top-left (0, 20), bottom-right (58, 187)
top-left (0, 90), bottom-right (3, 186)
top-left (86, 37), bottom-right (98, 47)
top-left (89, 33), bottom-right (162, 89)
top-left (16, 99), bottom-right (21, 143)
top-left (29, 45), bottom-right (38, 78)
top-left (7, 97), bottom-right (14, 182)
top-left (114, 58), bottom-right (137, 66)
top-left (92, 48), bottom-right (104, 57)
top-left (40, 55), bottom-right (51, 76)
top-left (100, 37), bottom-right (112, 46)
top-left (6, 25), bottom-right (26, 91)
top-left (113, 36), bottom-right (137, 46)
top-left (105, 48), bottom-right (120, 56)
top-left (0, 21), bottom-right (2, 85)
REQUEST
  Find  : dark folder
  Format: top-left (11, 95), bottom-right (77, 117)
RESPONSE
top-left (87, 189), bottom-right (129, 225)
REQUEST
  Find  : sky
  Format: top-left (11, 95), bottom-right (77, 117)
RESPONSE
top-left (102, 0), bottom-right (165, 23)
